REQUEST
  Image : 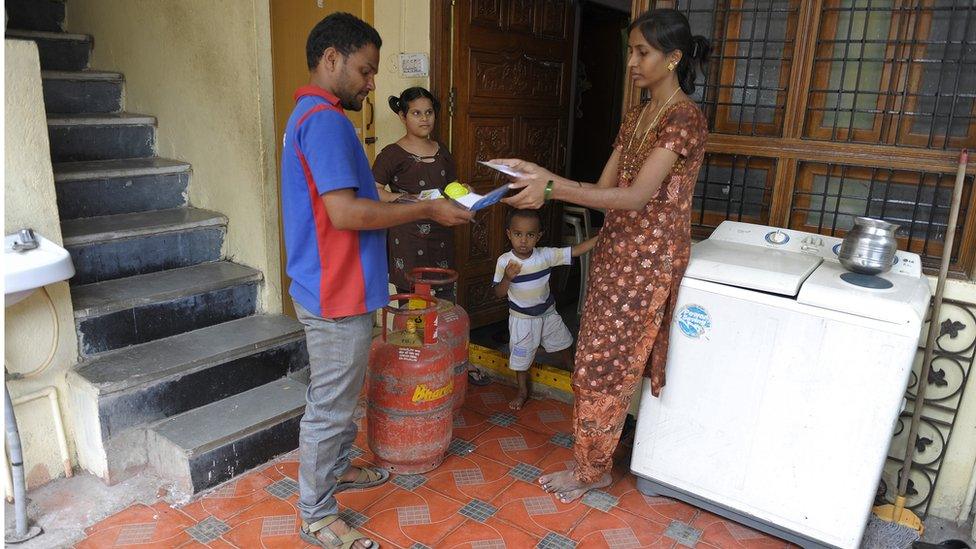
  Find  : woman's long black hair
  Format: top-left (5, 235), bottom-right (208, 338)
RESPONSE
top-left (629, 9), bottom-right (711, 95)
top-left (388, 86), bottom-right (440, 115)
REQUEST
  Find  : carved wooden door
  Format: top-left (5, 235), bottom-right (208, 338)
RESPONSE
top-left (451, 0), bottom-right (576, 328)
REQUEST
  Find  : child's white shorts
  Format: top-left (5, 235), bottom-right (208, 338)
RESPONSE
top-left (508, 312), bottom-right (573, 371)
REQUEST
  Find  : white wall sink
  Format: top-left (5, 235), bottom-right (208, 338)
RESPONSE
top-left (4, 231), bottom-right (75, 307)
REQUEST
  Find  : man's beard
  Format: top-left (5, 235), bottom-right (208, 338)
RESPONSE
top-left (336, 72), bottom-right (364, 111)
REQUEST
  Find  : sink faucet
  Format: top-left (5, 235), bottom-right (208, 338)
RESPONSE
top-left (11, 229), bottom-right (39, 252)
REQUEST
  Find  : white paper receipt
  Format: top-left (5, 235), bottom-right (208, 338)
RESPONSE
top-left (478, 161), bottom-right (526, 178)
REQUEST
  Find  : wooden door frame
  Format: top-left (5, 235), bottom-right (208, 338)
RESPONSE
top-left (430, 1), bottom-right (452, 147)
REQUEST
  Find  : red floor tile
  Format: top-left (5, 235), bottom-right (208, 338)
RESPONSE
top-left (451, 406), bottom-right (495, 441)
top-left (78, 393), bottom-right (804, 549)
top-left (179, 471), bottom-right (275, 521)
top-left (219, 493), bottom-right (307, 548)
top-left (490, 474), bottom-right (591, 539)
top-left (175, 539), bottom-right (238, 548)
top-left (607, 472), bottom-right (698, 525)
top-left (421, 451), bottom-right (518, 504)
top-left (336, 474), bottom-right (399, 513)
top-left (261, 444), bottom-right (377, 483)
top-left (692, 510), bottom-right (794, 549)
top-left (436, 517), bottom-right (541, 548)
top-left (462, 384), bottom-right (522, 415)
top-left (77, 501), bottom-right (195, 548)
top-left (359, 485), bottom-right (467, 548)
top-left (471, 423), bottom-right (556, 467)
top-left (534, 445), bottom-right (577, 477)
top-left (569, 506), bottom-right (675, 548)
top-left (260, 457), bottom-right (299, 483)
top-left (515, 396), bottom-right (575, 435)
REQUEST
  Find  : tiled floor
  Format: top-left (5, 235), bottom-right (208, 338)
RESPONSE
top-left (75, 383), bottom-right (799, 548)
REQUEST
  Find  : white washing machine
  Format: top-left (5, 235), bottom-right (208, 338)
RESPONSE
top-left (630, 221), bottom-right (930, 549)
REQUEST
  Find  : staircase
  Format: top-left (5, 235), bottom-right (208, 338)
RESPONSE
top-left (6, 1), bottom-right (309, 496)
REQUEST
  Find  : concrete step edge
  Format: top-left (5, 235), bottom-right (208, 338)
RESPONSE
top-left (72, 315), bottom-right (305, 396)
top-left (42, 70), bottom-right (123, 81)
top-left (54, 158), bottom-right (191, 182)
top-left (5, 29), bottom-right (91, 42)
top-left (61, 207), bottom-right (226, 246)
top-left (150, 377), bottom-right (307, 457)
top-left (47, 113), bottom-right (156, 127)
top-left (72, 261), bottom-right (263, 319)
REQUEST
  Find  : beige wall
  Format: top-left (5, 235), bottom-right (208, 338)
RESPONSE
top-left (373, 0), bottom-right (432, 151)
top-left (4, 39), bottom-right (81, 489)
top-left (65, 0), bottom-right (282, 314)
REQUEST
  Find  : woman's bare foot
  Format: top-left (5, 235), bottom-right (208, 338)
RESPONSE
top-left (509, 389), bottom-right (529, 410)
top-left (538, 469), bottom-right (612, 503)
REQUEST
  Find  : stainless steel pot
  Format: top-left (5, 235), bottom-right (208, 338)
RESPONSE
top-left (838, 217), bottom-right (900, 275)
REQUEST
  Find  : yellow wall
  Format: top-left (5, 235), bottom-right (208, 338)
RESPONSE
top-left (4, 39), bottom-right (80, 489)
top-left (373, 0), bottom-right (432, 151)
top-left (65, 0), bottom-right (282, 314)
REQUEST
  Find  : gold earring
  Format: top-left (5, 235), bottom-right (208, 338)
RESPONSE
top-left (667, 61), bottom-right (677, 72)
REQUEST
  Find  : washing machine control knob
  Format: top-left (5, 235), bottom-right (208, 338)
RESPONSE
top-left (765, 230), bottom-right (789, 245)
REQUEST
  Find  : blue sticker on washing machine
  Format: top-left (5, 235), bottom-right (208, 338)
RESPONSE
top-left (676, 304), bottom-right (711, 339)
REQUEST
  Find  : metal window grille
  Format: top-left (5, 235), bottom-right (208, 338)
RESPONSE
top-left (790, 162), bottom-right (973, 267)
top-left (692, 153), bottom-right (774, 234)
top-left (807, 0), bottom-right (976, 149)
top-left (665, 0), bottom-right (800, 136)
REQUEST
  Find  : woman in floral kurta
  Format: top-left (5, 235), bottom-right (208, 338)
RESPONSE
top-left (494, 8), bottom-right (710, 502)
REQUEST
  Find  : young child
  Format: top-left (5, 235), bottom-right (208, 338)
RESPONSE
top-left (494, 210), bottom-right (598, 410)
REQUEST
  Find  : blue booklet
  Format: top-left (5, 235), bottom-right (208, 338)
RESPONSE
top-left (468, 184), bottom-right (512, 211)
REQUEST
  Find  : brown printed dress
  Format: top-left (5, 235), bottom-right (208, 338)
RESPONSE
top-left (572, 101), bottom-right (708, 483)
top-left (372, 143), bottom-right (458, 295)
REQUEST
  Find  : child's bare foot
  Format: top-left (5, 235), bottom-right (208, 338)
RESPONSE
top-left (509, 390), bottom-right (529, 410)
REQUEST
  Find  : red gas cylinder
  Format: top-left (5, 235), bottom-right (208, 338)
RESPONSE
top-left (367, 294), bottom-right (453, 474)
top-left (406, 268), bottom-right (470, 412)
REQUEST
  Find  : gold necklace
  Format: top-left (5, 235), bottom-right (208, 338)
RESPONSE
top-left (627, 87), bottom-right (682, 152)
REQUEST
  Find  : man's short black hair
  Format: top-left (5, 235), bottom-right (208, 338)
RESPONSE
top-left (506, 209), bottom-right (542, 229)
top-left (306, 12), bottom-right (382, 70)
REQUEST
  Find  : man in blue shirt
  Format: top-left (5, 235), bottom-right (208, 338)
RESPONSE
top-left (281, 13), bottom-right (473, 549)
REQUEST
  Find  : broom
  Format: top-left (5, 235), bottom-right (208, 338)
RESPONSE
top-left (870, 149), bottom-right (970, 546)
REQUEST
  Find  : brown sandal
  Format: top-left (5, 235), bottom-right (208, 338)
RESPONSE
top-left (300, 515), bottom-right (379, 548)
top-left (336, 466), bottom-right (389, 493)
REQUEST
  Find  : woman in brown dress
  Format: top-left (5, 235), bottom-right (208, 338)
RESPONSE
top-left (373, 87), bottom-right (458, 300)
top-left (494, 9), bottom-right (710, 502)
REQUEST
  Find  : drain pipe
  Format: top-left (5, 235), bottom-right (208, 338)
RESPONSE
top-left (4, 385), bottom-right (43, 543)
top-left (2, 449), bottom-right (12, 503)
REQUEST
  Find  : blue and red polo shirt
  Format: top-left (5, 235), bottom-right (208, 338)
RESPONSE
top-left (281, 85), bottom-right (388, 318)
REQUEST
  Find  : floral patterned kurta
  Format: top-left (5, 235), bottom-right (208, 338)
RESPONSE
top-left (572, 100), bottom-right (708, 483)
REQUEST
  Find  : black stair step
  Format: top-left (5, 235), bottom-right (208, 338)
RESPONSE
top-left (54, 158), bottom-right (190, 219)
top-left (72, 262), bottom-right (262, 356)
top-left (5, 0), bottom-right (66, 32)
top-left (47, 113), bottom-right (155, 162)
top-left (42, 70), bottom-right (123, 114)
top-left (5, 30), bottom-right (90, 71)
top-left (61, 208), bottom-right (226, 285)
top-left (69, 315), bottom-right (307, 440)
top-left (147, 377), bottom-right (306, 494)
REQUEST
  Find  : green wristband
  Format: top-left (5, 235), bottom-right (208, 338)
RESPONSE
top-left (544, 180), bottom-right (554, 202)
